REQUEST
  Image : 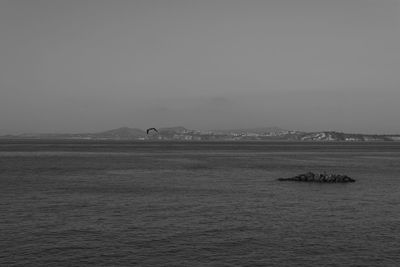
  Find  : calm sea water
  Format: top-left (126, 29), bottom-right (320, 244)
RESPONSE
top-left (1, 140), bottom-right (399, 266)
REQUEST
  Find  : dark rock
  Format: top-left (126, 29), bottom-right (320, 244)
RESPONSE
top-left (278, 172), bottom-right (355, 183)
top-left (305, 172), bottom-right (315, 181)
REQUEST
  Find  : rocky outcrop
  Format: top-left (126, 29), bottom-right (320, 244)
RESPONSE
top-left (278, 172), bottom-right (355, 183)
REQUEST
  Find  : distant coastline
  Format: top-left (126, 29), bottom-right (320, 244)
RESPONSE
top-left (2, 126), bottom-right (400, 142)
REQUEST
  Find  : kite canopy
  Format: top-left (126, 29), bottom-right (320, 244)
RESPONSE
top-left (146, 128), bottom-right (158, 134)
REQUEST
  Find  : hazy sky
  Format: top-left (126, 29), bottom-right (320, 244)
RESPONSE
top-left (1, 0), bottom-right (399, 134)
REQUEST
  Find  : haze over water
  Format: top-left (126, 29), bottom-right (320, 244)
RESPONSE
top-left (1, 0), bottom-right (400, 134)
top-left (1, 140), bottom-right (399, 266)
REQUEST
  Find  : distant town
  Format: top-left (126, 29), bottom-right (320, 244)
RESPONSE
top-left (2, 126), bottom-right (400, 141)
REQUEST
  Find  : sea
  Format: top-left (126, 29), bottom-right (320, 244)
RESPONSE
top-left (1, 140), bottom-right (399, 266)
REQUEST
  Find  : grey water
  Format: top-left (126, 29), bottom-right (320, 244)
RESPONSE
top-left (1, 141), bottom-right (399, 266)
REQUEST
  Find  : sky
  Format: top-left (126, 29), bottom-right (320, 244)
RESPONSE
top-left (1, 0), bottom-right (399, 134)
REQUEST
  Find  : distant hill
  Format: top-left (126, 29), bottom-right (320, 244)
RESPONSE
top-left (95, 127), bottom-right (146, 139)
top-left (296, 131), bottom-right (397, 141)
top-left (158, 126), bottom-right (188, 133)
top-left (214, 127), bottom-right (289, 135)
top-left (0, 127), bottom-right (146, 140)
top-left (158, 126), bottom-right (187, 134)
